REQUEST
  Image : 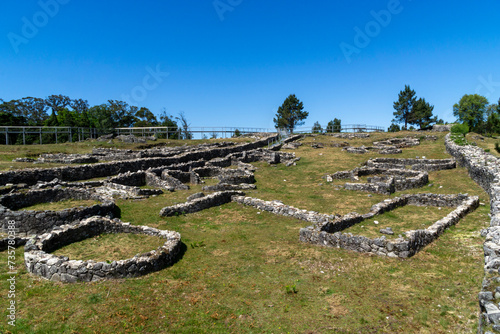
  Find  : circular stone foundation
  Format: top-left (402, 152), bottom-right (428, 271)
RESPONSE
top-left (24, 216), bottom-right (181, 283)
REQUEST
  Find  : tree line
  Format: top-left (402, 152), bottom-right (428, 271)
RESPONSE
top-left (0, 94), bottom-right (189, 144)
top-left (452, 94), bottom-right (500, 135)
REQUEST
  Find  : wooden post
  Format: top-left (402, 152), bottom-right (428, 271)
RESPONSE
top-left (69, 128), bottom-right (72, 143)
top-left (55, 128), bottom-right (58, 144)
top-left (39, 127), bottom-right (42, 145)
top-left (23, 127), bottom-right (26, 145)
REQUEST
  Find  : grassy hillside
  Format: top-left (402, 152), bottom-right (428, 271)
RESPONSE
top-left (0, 131), bottom-right (488, 333)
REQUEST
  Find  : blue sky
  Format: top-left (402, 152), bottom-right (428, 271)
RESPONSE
top-left (1, 0), bottom-right (499, 130)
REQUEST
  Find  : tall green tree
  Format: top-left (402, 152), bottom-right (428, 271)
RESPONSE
top-left (45, 94), bottom-right (71, 114)
top-left (107, 100), bottom-right (137, 127)
top-left (453, 94), bottom-right (489, 131)
top-left (410, 98), bottom-right (437, 129)
top-left (135, 107), bottom-right (159, 127)
top-left (392, 85), bottom-right (417, 130)
top-left (87, 104), bottom-right (115, 130)
top-left (16, 97), bottom-right (49, 125)
top-left (273, 94), bottom-right (308, 133)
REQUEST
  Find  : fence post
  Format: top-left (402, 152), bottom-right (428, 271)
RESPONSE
top-left (39, 127), bottom-right (42, 145)
top-left (5, 127), bottom-right (8, 145)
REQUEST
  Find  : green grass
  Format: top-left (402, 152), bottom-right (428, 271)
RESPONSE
top-left (0, 131), bottom-right (489, 333)
top-left (345, 205), bottom-right (456, 239)
top-left (19, 199), bottom-right (101, 211)
top-left (52, 233), bottom-right (167, 262)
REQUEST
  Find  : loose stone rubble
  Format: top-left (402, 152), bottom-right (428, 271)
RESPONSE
top-left (444, 133), bottom-right (500, 333)
top-left (299, 193), bottom-right (478, 258)
top-left (24, 216), bottom-right (181, 282)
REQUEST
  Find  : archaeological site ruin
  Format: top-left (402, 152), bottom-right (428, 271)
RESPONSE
top-left (1, 130), bottom-right (500, 332)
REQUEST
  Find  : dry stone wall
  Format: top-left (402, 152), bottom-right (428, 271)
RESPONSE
top-left (0, 188), bottom-right (116, 249)
top-left (0, 134), bottom-right (304, 283)
top-left (24, 216), bottom-right (181, 283)
top-left (232, 196), bottom-right (339, 223)
top-left (366, 158), bottom-right (456, 171)
top-left (444, 133), bottom-right (500, 333)
top-left (159, 191), bottom-right (244, 217)
top-left (328, 167), bottom-right (428, 195)
top-left (0, 134), bottom-right (280, 186)
top-left (299, 193), bottom-right (478, 258)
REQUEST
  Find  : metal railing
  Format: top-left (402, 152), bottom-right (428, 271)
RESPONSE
top-left (0, 126), bottom-right (109, 145)
top-left (0, 123), bottom-right (384, 145)
top-left (294, 124), bottom-right (385, 134)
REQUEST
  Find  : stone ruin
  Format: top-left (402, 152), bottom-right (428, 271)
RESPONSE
top-left (299, 193), bottom-right (478, 258)
top-left (24, 216), bottom-right (181, 283)
top-left (0, 133), bottom-right (303, 282)
top-left (325, 158), bottom-right (457, 194)
top-left (0, 187), bottom-right (116, 245)
top-left (329, 133), bottom-right (371, 139)
top-left (342, 136), bottom-right (421, 155)
top-left (365, 157), bottom-right (456, 171)
top-left (2, 130), bottom-right (494, 331)
top-left (444, 134), bottom-right (500, 333)
top-left (327, 167), bottom-right (428, 195)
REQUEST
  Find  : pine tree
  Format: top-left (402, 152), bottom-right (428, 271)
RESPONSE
top-left (392, 85), bottom-right (417, 130)
top-left (273, 94), bottom-right (308, 133)
top-left (410, 98), bottom-right (436, 129)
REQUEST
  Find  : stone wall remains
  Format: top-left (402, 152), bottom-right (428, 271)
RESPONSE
top-left (444, 133), bottom-right (500, 333)
top-left (329, 167), bottom-right (428, 194)
top-left (299, 193), bottom-right (478, 258)
top-left (0, 134), bottom-right (280, 186)
top-left (24, 216), bottom-right (181, 282)
top-left (159, 191), bottom-right (244, 217)
top-left (232, 196), bottom-right (339, 224)
top-left (366, 158), bottom-right (456, 171)
top-left (0, 188), bottom-right (117, 240)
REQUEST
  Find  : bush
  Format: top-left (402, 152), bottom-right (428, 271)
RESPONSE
top-left (388, 124), bottom-right (400, 133)
top-left (450, 123), bottom-right (469, 135)
top-left (495, 143), bottom-right (500, 154)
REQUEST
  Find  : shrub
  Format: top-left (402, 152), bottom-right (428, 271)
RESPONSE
top-left (285, 284), bottom-right (298, 294)
top-left (495, 143), bottom-right (500, 154)
top-left (388, 124), bottom-right (400, 132)
top-left (450, 123), bottom-right (469, 135)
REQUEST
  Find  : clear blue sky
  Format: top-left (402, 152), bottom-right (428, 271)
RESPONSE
top-left (1, 0), bottom-right (499, 130)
